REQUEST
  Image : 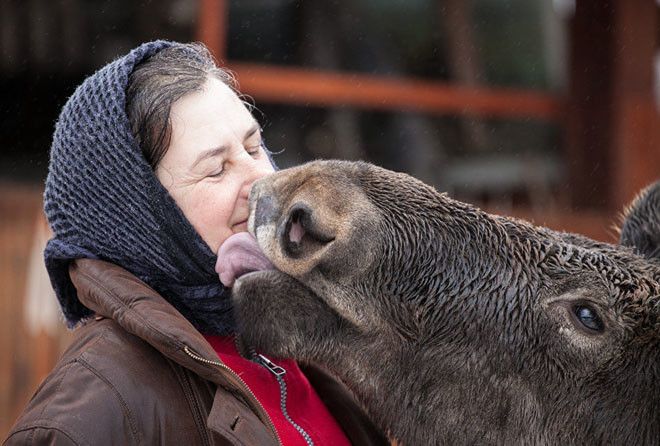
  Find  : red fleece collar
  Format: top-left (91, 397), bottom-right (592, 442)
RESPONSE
top-left (204, 335), bottom-right (351, 446)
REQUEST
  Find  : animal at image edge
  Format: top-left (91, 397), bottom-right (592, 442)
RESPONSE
top-left (229, 161), bottom-right (660, 445)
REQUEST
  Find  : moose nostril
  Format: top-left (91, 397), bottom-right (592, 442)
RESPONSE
top-left (282, 203), bottom-right (334, 257)
top-left (285, 205), bottom-right (312, 251)
top-left (289, 210), bottom-right (305, 244)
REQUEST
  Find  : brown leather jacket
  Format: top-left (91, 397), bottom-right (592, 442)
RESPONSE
top-left (4, 259), bottom-right (388, 446)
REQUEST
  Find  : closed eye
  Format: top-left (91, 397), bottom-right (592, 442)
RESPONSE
top-left (207, 162), bottom-right (225, 178)
top-left (246, 143), bottom-right (264, 156)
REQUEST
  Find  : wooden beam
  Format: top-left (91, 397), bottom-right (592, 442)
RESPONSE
top-left (567, 0), bottom-right (659, 211)
top-left (229, 62), bottom-right (563, 120)
top-left (609, 0), bottom-right (660, 210)
top-left (442, 0), bottom-right (489, 149)
top-left (0, 183), bottom-right (42, 437)
top-left (196, 0), bottom-right (228, 62)
top-left (566, 1), bottom-right (615, 209)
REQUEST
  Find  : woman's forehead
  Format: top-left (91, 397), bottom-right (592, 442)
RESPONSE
top-left (167, 78), bottom-right (257, 162)
top-left (172, 77), bottom-right (251, 125)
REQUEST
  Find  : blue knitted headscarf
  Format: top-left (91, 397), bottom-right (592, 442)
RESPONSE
top-left (44, 40), bottom-right (235, 334)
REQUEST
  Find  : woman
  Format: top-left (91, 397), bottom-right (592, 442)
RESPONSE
top-left (5, 41), bottom-right (387, 445)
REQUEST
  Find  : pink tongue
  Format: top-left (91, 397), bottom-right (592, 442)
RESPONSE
top-left (216, 232), bottom-right (274, 287)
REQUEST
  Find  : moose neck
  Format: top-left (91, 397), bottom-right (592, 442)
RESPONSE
top-left (312, 323), bottom-right (542, 445)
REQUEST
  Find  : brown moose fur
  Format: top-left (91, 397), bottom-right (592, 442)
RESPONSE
top-left (232, 160), bottom-right (660, 445)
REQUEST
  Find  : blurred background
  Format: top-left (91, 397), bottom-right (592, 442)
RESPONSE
top-left (1, 0), bottom-right (659, 436)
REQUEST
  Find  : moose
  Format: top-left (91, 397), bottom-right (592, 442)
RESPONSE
top-left (220, 161), bottom-right (659, 445)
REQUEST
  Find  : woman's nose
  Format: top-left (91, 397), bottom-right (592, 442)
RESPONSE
top-left (238, 154), bottom-right (275, 199)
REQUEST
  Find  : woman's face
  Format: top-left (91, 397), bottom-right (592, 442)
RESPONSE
top-left (156, 77), bottom-right (275, 254)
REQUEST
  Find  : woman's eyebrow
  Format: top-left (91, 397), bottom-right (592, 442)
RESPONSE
top-left (244, 122), bottom-right (261, 140)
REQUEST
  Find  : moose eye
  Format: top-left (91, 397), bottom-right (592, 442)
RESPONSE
top-left (573, 305), bottom-right (604, 332)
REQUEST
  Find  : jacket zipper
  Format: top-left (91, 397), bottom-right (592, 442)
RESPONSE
top-left (183, 345), bottom-right (283, 446)
top-left (253, 352), bottom-right (315, 446)
top-left (178, 366), bottom-right (212, 446)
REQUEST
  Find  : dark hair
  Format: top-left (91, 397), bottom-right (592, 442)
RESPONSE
top-left (126, 42), bottom-right (237, 169)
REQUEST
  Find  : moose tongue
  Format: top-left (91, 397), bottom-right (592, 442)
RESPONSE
top-left (215, 232), bottom-right (274, 287)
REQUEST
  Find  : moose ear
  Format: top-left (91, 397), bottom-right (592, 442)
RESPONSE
top-left (619, 181), bottom-right (660, 260)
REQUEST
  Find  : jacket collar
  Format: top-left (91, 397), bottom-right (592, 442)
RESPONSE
top-left (69, 258), bottom-right (273, 425)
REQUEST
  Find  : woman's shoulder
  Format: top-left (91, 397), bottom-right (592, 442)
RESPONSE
top-left (4, 317), bottom-right (213, 446)
top-left (60, 316), bottom-right (176, 384)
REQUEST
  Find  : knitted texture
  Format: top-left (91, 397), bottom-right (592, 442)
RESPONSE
top-left (44, 40), bottom-right (234, 334)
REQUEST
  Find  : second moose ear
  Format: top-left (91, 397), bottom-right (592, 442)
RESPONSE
top-left (619, 181), bottom-right (660, 260)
